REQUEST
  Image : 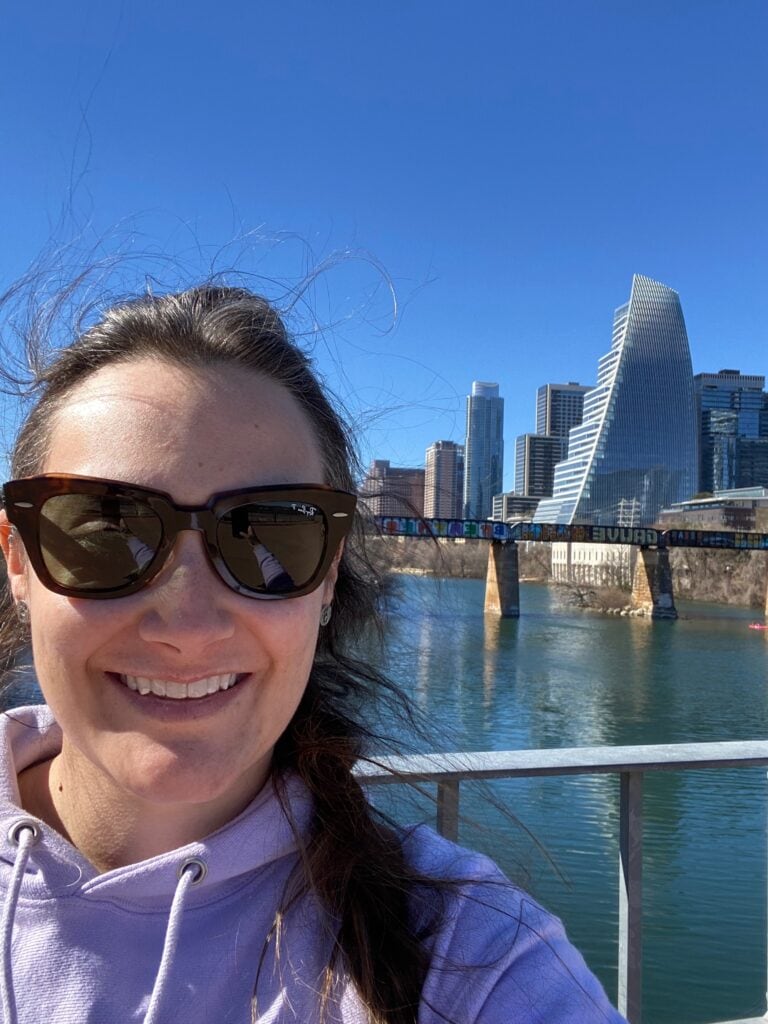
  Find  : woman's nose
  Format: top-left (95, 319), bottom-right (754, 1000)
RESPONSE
top-left (136, 531), bottom-right (236, 651)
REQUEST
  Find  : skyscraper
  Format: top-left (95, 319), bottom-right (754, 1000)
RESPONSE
top-left (695, 370), bottom-right (768, 492)
top-left (463, 381), bottom-right (504, 519)
top-left (515, 382), bottom-right (591, 499)
top-left (514, 434), bottom-right (563, 497)
top-left (534, 275), bottom-right (697, 526)
top-left (424, 441), bottom-right (464, 518)
top-left (535, 383), bottom-right (591, 440)
top-left (360, 460), bottom-right (425, 517)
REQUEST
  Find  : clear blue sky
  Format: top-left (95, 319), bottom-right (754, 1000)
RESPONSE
top-left (2, 1), bottom-right (766, 488)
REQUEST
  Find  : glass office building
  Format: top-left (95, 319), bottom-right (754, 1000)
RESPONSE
top-left (695, 370), bottom-right (768, 492)
top-left (463, 381), bottom-right (504, 519)
top-left (534, 275), bottom-right (697, 526)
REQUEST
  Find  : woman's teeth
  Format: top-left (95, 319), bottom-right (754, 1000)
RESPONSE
top-left (120, 674), bottom-right (239, 699)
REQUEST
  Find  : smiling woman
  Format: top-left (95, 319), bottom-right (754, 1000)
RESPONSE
top-left (0, 284), bottom-right (626, 1024)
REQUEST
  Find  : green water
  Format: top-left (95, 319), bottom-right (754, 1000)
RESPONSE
top-left (376, 576), bottom-right (768, 1024)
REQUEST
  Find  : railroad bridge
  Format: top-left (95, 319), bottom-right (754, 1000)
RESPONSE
top-left (374, 516), bottom-right (768, 620)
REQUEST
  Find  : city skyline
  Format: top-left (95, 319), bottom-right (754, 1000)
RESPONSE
top-left (371, 340), bottom-right (768, 524)
top-left (367, 290), bottom-right (766, 494)
top-left (362, 268), bottom-right (768, 487)
top-left (0, 4), bottom-right (766, 486)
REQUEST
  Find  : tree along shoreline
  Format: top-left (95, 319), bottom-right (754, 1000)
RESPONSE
top-left (367, 536), bottom-right (768, 610)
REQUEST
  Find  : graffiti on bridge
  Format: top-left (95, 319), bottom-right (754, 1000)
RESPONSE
top-left (375, 517), bottom-right (510, 540)
top-left (373, 518), bottom-right (768, 550)
top-left (664, 529), bottom-right (768, 550)
top-left (511, 523), bottom-right (660, 545)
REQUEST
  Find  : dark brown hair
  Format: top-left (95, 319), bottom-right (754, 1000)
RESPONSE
top-left (0, 284), bottom-right (443, 1023)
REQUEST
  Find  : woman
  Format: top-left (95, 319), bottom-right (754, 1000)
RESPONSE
top-left (0, 285), bottom-right (625, 1023)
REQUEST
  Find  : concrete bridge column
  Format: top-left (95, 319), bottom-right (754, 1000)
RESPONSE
top-left (484, 540), bottom-right (520, 618)
top-left (630, 547), bottom-right (677, 619)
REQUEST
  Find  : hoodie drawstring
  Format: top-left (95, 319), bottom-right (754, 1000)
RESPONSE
top-left (1, 820), bottom-right (40, 1024)
top-left (142, 856), bottom-right (207, 1024)
top-left (1, 825), bottom-right (206, 1024)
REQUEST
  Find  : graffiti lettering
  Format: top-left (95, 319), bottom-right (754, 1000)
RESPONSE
top-left (373, 518), bottom-right (768, 550)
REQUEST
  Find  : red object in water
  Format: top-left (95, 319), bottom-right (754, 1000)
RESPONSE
top-left (748, 623), bottom-right (768, 630)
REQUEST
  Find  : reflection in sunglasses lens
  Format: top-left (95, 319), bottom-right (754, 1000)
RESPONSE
top-left (218, 502), bottom-right (326, 593)
top-left (40, 494), bottom-right (162, 590)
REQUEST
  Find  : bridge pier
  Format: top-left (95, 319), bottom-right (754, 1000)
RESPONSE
top-left (630, 547), bottom-right (677, 619)
top-left (484, 540), bottom-right (520, 618)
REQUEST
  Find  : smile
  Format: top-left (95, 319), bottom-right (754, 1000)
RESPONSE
top-left (118, 673), bottom-right (241, 699)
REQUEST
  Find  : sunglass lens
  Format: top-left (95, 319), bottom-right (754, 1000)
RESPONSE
top-left (217, 500), bottom-right (327, 594)
top-left (39, 493), bottom-right (163, 591)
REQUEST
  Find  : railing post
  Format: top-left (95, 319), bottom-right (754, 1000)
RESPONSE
top-left (618, 770), bottom-right (643, 1023)
top-left (436, 780), bottom-right (460, 841)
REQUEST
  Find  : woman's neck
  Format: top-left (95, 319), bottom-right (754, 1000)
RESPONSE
top-left (17, 744), bottom-right (261, 872)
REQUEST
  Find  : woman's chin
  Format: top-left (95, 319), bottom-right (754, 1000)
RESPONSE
top-left (96, 738), bottom-right (271, 816)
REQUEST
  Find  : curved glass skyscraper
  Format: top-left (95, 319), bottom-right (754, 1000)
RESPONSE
top-left (534, 275), bottom-right (697, 526)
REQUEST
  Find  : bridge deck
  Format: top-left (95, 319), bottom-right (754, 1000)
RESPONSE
top-left (373, 515), bottom-right (768, 550)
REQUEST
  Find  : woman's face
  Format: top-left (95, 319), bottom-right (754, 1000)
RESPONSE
top-left (2, 358), bottom-right (339, 814)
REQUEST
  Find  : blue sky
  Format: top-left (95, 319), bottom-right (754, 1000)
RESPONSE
top-left (2, 1), bottom-right (766, 487)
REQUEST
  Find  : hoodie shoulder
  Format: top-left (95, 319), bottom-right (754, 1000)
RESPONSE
top-left (401, 825), bottom-right (627, 1024)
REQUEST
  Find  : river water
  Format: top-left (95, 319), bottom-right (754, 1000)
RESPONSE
top-left (3, 578), bottom-right (765, 1023)
top-left (373, 575), bottom-right (768, 1024)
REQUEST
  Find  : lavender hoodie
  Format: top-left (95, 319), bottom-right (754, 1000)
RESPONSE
top-left (0, 706), bottom-right (626, 1023)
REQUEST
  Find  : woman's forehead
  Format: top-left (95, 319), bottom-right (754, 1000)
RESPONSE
top-left (43, 358), bottom-right (327, 497)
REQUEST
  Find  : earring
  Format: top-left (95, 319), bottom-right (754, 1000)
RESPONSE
top-left (15, 601), bottom-right (30, 625)
top-left (319, 605), bottom-right (332, 627)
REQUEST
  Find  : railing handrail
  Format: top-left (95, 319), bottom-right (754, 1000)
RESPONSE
top-left (355, 739), bottom-right (768, 1024)
top-left (355, 738), bottom-right (768, 782)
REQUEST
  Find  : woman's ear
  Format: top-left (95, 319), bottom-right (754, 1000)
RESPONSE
top-left (321, 539), bottom-right (345, 606)
top-left (0, 511), bottom-right (29, 604)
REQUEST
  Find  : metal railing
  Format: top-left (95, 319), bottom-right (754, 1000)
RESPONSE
top-left (356, 741), bottom-right (768, 1024)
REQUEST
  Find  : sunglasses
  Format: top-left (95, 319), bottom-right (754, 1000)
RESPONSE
top-left (2, 474), bottom-right (356, 600)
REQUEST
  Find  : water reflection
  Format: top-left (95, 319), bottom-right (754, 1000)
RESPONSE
top-left (379, 577), bottom-right (768, 1024)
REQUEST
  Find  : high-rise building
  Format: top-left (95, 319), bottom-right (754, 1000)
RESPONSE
top-left (424, 441), bottom-right (464, 518)
top-left (463, 382), bottom-right (504, 519)
top-left (360, 460), bottom-right (425, 517)
top-left (514, 382), bottom-right (590, 501)
top-left (534, 274), bottom-right (697, 526)
top-left (695, 370), bottom-right (768, 492)
top-left (514, 434), bottom-right (564, 497)
top-left (535, 383), bottom-right (591, 439)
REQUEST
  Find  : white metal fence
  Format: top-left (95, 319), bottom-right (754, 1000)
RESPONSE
top-left (356, 741), bottom-right (768, 1024)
